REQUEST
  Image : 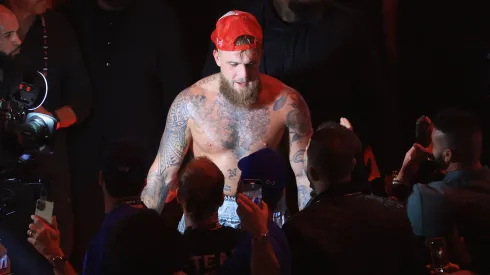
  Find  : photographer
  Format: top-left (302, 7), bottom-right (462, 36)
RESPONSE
top-left (0, 4), bottom-right (20, 70)
top-left (0, 0), bottom-right (91, 262)
top-left (392, 109), bottom-right (490, 274)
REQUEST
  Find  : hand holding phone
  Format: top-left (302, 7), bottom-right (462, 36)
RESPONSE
top-left (34, 199), bottom-right (54, 225)
top-left (241, 179), bottom-right (263, 205)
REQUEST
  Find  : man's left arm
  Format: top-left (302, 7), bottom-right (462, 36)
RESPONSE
top-left (57, 13), bottom-right (91, 128)
top-left (283, 90), bottom-right (313, 211)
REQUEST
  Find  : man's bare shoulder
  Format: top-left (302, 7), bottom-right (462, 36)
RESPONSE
top-left (263, 77), bottom-right (306, 113)
top-left (172, 74), bottom-right (219, 109)
top-left (191, 74), bottom-right (220, 93)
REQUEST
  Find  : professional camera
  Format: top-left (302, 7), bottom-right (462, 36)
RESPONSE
top-left (0, 71), bottom-right (57, 154)
top-left (0, 71), bottom-right (55, 220)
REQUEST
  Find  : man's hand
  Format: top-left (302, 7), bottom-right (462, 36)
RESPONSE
top-left (33, 105), bottom-right (77, 128)
top-left (340, 117), bottom-right (353, 131)
top-left (396, 143), bottom-right (432, 184)
top-left (27, 215), bottom-right (64, 261)
top-left (236, 194), bottom-right (268, 238)
top-left (0, 243), bottom-right (10, 274)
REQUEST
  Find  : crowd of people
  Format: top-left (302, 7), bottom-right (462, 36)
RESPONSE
top-left (0, 0), bottom-right (489, 274)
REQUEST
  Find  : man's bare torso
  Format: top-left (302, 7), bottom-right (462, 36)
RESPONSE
top-left (186, 73), bottom-right (292, 196)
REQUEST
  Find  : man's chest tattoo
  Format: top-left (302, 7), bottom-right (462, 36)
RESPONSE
top-left (228, 168), bottom-right (238, 180)
top-left (194, 96), bottom-right (271, 159)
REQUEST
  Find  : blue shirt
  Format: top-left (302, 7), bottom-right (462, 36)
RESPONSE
top-left (220, 220), bottom-right (291, 275)
top-left (82, 205), bottom-right (144, 275)
top-left (406, 167), bottom-right (490, 273)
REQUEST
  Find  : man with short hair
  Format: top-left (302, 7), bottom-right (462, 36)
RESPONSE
top-left (0, 4), bottom-right (20, 108)
top-left (177, 157), bottom-right (243, 274)
top-left (0, 5), bottom-right (20, 59)
top-left (142, 11), bottom-right (313, 227)
top-left (25, 139), bottom-right (148, 275)
top-left (393, 109), bottom-right (490, 273)
top-left (82, 139), bottom-right (147, 274)
top-left (283, 122), bottom-right (418, 275)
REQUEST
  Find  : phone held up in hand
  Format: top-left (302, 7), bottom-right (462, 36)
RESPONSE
top-left (34, 199), bottom-right (54, 225)
top-left (241, 179), bottom-right (263, 205)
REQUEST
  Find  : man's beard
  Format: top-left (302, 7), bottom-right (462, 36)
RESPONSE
top-left (219, 74), bottom-right (260, 107)
top-left (0, 50), bottom-right (17, 68)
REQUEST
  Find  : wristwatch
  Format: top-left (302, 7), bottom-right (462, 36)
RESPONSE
top-left (51, 256), bottom-right (67, 270)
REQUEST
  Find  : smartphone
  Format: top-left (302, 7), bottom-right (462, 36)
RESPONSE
top-left (241, 179), bottom-right (262, 205)
top-left (34, 199), bottom-right (54, 225)
top-left (427, 237), bottom-right (449, 272)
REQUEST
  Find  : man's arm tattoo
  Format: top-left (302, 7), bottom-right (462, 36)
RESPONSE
top-left (142, 89), bottom-right (197, 209)
top-left (157, 90), bottom-right (196, 172)
top-left (223, 185), bottom-right (232, 192)
top-left (141, 172), bottom-right (168, 211)
top-left (273, 92), bottom-right (288, 111)
top-left (297, 185), bottom-right (312, 210)
top-left (292, 149), bottom-right (305, 163)
top-left (286, 92), bottom-right (313, 143)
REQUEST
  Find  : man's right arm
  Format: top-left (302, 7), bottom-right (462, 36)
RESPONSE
top-left (141, 89), bottom-right (193, 213)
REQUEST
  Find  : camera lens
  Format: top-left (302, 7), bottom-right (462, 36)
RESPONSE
top-left (36, 201), bottom-right (45, 211)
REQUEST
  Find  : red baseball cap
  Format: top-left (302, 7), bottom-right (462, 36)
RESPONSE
top-left (211, 10), bottom-right (263, 51)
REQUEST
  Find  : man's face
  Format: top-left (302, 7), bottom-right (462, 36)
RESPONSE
top-left (431, 129), bottom-right (450, 169)
top-left (15, 0), bottom-right (48, 15)
top-left (0, 13), bottom-right (21, 58)
top-left (214, 49), bottom-right (261, 107)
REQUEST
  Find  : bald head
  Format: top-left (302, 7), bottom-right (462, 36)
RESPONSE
top-left (177, 157), bottom-right (225, 222)
top-left (0, 5), bottom-right (20, 58)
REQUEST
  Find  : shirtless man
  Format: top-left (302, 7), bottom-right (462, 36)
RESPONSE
top-left (141, 11), bottom-right (313, 228)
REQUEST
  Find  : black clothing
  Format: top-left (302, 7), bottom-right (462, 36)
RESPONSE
top-left (396, 0), bottom-right (490, 161)
top-left (202, 0), bottom-right (401, 174)
top-left (283, 187), bottom-right (419, 275)
top-left (62, 0), bottom-right (193, 268)
top-left (183, 226), bottom-right (243, 275)
top-left (0, 9), bottom-right (91, 274)
top-left (6, 7), bottom-right (90, 251)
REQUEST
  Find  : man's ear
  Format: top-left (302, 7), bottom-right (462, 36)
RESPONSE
top-left (213, 49), bottom-right (221, 67)
top-left (443, 149), bottom-right (452, 164)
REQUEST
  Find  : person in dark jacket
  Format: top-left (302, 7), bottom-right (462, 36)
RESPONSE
top-left (60, 0), bottom-right (193, 268)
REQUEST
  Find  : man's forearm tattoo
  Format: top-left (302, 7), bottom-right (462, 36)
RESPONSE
top-left (143, 89), bottom-right (200, 209)
top-left (292, 149), bottom-right (306, 163)
top-left (297, 185), bottom-right (312, 210)
top-left (141, 172), bottom-right (168, 211)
